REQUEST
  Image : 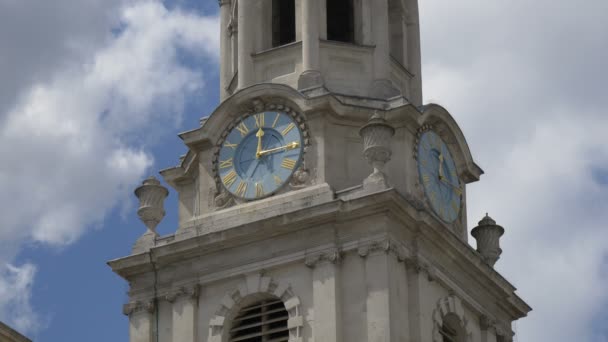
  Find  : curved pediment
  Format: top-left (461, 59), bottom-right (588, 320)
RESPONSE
top-left (418, 104), bottom-right (483, 183)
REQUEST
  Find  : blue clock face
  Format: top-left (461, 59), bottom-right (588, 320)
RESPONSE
top-left (417, 131), bottom-right (462, 222)
top-left (217, 111), bottom-right (304, 200)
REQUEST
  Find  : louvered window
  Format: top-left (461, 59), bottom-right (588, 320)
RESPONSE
top-left (440, 324), bottom-right (458, 342)
top-left (229, 299), bottom-right (289, 342)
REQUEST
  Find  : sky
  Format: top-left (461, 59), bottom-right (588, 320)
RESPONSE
top-left (0, 0), bottom-right (606, 341)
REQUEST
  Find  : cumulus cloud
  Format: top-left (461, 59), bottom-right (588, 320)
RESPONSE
top-left (0, 0), bottom-right (218, 334)
top-left (420, 0), bottom-right (608, 341)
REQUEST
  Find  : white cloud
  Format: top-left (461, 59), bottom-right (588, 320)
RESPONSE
top-left (0, 0), bottom-right (219, 334)
top-left (421, 0), bottom-right (608, 341)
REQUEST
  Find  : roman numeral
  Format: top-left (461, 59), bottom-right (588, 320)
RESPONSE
top-left (235, 121), bottom-right (249, 136)
top-left (255, 183), bottom-right (264, 197)
top-left (273, 174), bottom-right (282, 185)
top-left (281, 158), bottom-right (297, 170)
top-left (272, 113), bottom-right (281, 128)
top-left (282, 122), bottom-right (295, 136)
top-left (451, 199), bottom-right (459, 213)
top-left (219, 158), bottom-right (233, 169)
top-left (224, 141), bottom-right (237, 149)
top-left (235, 181), bottom-right (248, 197)
top-left (222, 170), bottom-right (237, 188)
top-left (254, 113), bottom-right (265, 128)
top-left (422, 174), bottom-right (431, 184)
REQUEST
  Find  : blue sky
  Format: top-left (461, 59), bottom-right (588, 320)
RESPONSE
top-left (0, 0), bottom-right (607, 341)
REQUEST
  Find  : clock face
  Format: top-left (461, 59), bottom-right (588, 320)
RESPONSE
top-left (217, 111), bottom-right (304, 200)
top-left (417, 131), bottom-right (461, 223)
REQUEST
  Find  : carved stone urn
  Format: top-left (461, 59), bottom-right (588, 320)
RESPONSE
top-left (133, 176), bottom-right (169, 251)
top-left (471, 214), bottom-right (505, 267)
top-left (359, 111), bottom-right (395, 190)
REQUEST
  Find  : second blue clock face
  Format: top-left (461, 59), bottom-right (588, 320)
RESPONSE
top-left (417, 131), bottom-right (462, 223)
top-left (217, 111), bottom-right (304, 200)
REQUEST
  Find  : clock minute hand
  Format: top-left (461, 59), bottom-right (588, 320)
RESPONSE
top-left (258, 141), bottom-right (300, 156)
top-left (440, 177), bottom-right (463, 195)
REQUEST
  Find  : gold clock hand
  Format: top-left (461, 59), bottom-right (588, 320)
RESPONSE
top-left (258, 141), bottom-right (300, 156)
top-left (438, 153), bottom-right (444, 180)
top-left (440, 177), bottom-right (463, 195)
top-left (255, 127), bottom-right (264, 159)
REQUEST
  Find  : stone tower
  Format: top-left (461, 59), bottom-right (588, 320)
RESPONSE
top-left (109, 1), bottom-right (530, 342)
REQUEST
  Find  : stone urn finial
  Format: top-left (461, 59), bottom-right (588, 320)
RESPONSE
top-left (359, 111), bottom-right (395, 190)
top-left (471, 214), bottom-right (505, 267)
top-left (134, 176), bottom-right (169, 237)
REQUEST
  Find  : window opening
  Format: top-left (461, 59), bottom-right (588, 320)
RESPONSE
top-left (327, 0), bottom-right (355, 43)
top-left (440, 323), bottom-right (458, 342)
top-left (272, 0), bottom-right (296, 47)
top-left (229, 299), bottom-right (289, 342)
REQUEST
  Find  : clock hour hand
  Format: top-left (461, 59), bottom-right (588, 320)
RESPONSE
top-left (438, 153), bottom-right (445, 180)
top-left (255, 127), bottom-right (264, 159)
top-left (258, 141), bottom-right (300, 157)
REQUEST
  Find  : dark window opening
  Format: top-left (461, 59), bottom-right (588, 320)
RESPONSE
top-left (327, 0), bottom-right (355, 43)
top-left (272, 0), bottom-right (296, 47)
top-left (229, 299), bottom-right (289, 342)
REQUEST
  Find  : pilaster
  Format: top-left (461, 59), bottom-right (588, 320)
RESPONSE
top-left (359, 246), bottom-right (393, 342)
top-left (306, 249), bottom-right (342, 342)
top-left (237, 0), bottom-right (256, 89)
top-left (219, 0), bottom-right (231, 100)
top-left (123, 300), bottom-right (155, 342)
top-left (166, 285), bottom-right (200, 342)
top-left (299, 0), bottom-right (323, 89)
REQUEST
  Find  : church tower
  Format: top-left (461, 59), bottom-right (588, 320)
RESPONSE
top-left (109, 1), bottom-right (531, 342)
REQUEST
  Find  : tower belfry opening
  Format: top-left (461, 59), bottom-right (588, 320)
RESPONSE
top-left (272, 0), bottom-right (296, 47)
top-left (327, 0), bottom-right (354, 43)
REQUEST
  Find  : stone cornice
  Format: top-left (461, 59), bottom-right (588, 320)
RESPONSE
top-left (109, 187), bottom-right (530, 319)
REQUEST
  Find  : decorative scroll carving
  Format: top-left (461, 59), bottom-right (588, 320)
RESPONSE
top-left (122, 300), bottom-right (155, 316)
top-left (305, 248), bottom-right (341, 268)
top-left (165, 284), bottom-right (200, 303)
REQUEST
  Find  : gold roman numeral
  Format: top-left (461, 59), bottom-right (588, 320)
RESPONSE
top-left (422, 174), bottom-right (431, 184)
top-left (272, 113), bottom-right (281, 128)
top-left (254, 113), bottom-right (265, 128)
top-left (273, 174), bottom-right (282, 185)
top-left (222, 170), bottom-right (237, 188)
top-left (224, 141), bottom-right (237, 149)
top-left (451, 199), bottom-right (459, 213)
top-left (219, 158), bottom-right (233, 169)
top-left (282, 122), bottom-right (295, 136)
top-left (255, 183), bottom-right (264, 197)
top-left (235, 121), bottom-right (249, 136)
top-left (281, 158), bottom-right (297, 170)
top-left (235, 181), bottom-right (248, 197)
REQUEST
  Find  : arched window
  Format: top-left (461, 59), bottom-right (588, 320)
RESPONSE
top-left (272, 0), bottom-right (296, 47)
top-left (440, 313), bottom-right (466, 342)
top-left (327, 0), bottom-right (355, 43)
top-left (229, 298), bottom-right (289, 342)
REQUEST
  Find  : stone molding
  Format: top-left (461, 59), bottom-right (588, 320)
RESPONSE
top-left (208, 273), bottom-right (303, 342)
top-left (357, 238), bottom-right (407, 261)
top-left (431, 295), bottom-right (473, 342)
top-left (165, 284), bottom-right (200, 303)
top-left (122, 300), bottom-right (155, 316)
top-left (304, 247), bottom-right (340, 268)
top-left (404, 255), bottom-right (437, 282)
